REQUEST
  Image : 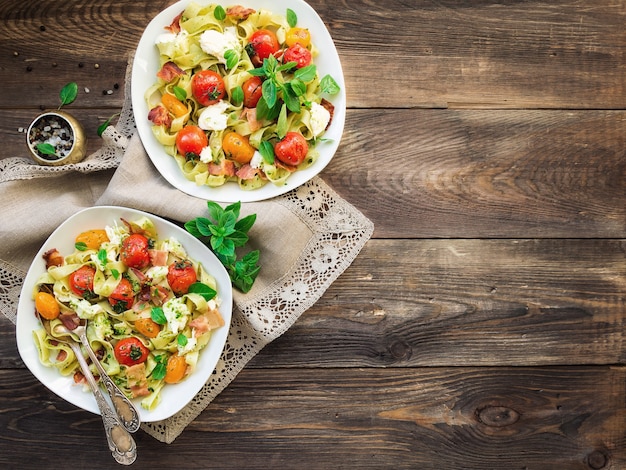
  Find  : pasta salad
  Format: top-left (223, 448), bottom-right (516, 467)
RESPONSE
top-left (145, 2), bottom-right (340, 191)
top-left (31, 216), bottom-right (225, 411)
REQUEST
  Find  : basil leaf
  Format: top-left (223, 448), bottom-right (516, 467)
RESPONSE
top-left (320, 74), bottom-right (341, 95)
top-left (286, 8), bottom-right (297, 27)
top-left (75, 241), bottom-right (88, 251)
top-left (277, 103), bottom-right (288, 139)
top-left (295, 65), bottom-right (317, 82)
top-left (214, 5), bottom-right (226, 21)
top-left (262, 79), bottom-right (277, 108)
top-left (36, 143), bottom-right (56, 156)
top-left (259, 140), bottom-right (275, 164)
top-left (290, 78), bottom-right (306, 97)
top-left (231, 85), bottom-right (244, 106)
top-left (173, 86), bottom-right (187, 101)
top-left (151, 307), bottom-right (167, 325)
top-left (282, 84), bottom-right (301, 113)
top-left (177, 334), bottom-right (188, 347)
top-left (188, 282), bottom-right (217, 301)
top-left (59, 82), bottom-right (78, 107)
top-left (224, 49), bottom-right (239, 70)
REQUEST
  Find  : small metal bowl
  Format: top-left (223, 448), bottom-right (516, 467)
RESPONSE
top-left (27, 110), bottom-right (87, 166)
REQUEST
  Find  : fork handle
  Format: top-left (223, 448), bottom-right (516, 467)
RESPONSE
top-left (78, 330), bottom-right (141, 432)
top-left (70, 343), bottom-right (137, 465)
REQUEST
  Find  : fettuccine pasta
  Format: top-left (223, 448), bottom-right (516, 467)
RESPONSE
top-left (32, 216), bottom-right (225, 411)
top-left (145, 2), bottom-right (340, 191)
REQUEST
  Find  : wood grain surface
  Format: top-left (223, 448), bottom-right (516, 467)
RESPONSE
top-left (1, 1), bottom-right (625, 469)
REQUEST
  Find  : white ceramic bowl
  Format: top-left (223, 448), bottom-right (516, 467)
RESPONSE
top-left (16, 206), bottom-right (233, 422)
top-left (132, 0), bottom-right (346, 202)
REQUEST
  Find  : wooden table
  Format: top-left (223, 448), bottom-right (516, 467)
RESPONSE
top-left (1, 1), bottom-right (625, 468)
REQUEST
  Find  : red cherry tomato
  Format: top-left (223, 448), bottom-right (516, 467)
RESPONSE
top-left (120, 233), bottom-right (151, 270)
top-left (175, 125), bottom-right (208, 159)
top-left (274, 132), bottom-right (309, 166)
top-left (191, 70), bottom-right (226, 106)
top-left (114, 337), bottom-right (149, 366)
top-left (167, 259), bottom-right (197, 296)
top-left (283, 43), bottom-right (312, 69)
top-left (108, 277), bottom-right (135, 311)
top-left (242, 76), bottom-right (263, 108)
top-left (69, 265), bottom-right (96, 299)
top-left (246, 29), bottom-right (279, 67)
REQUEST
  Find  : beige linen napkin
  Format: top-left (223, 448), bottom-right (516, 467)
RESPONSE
top-left (0, 60), bottom-right (374, 443)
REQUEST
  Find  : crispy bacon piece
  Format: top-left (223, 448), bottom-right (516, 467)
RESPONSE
top-left (164, 11), bottom-right (183, 34)
top-left (189, 309), bottom-right (225, 334)
top-left (126, 363), bottom-right (150, 398)
top-left (236, 164), bottom-right (264, 180)
top-left (157, 61), bottom-right (185, 82)
top-left (320, 98), bottom-right (335, 130)
top-left (226, 5), bottom-right (256, 20)
top-left (240, 107), bottom-right (261, 131)
top-left (274, 159), bottom-right (298, 173)
top-left (208, 159), bottom-right (236, 177)
top-left (59, 312), bottom-right (80, 331)
top-left (148, 105), bottom-right (172, 128)
top-left (43, 248), bottom-right (64, 268)
top-left (56, 350), bottom-right (68, 362)
top-left (73, 370), bottom-right (87, 385)
top-left (148, 249), bottom-right (169, 267)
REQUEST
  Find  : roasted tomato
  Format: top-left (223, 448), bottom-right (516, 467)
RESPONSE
top-left (167, 259), bottom-right (197, 296)
top-left (108, 277), bottom-right (135, 311)
top-left (246, 29), bottom-right (279, 66)
top-left (120, 233), bottom-right (151, 270)
top-left (135, 317), bottom-right (161, 339)
top-left (69, 265), bottom-right (96, 299)
top-left (285, 27), bottom-right (311, 48)
top-left (114, 337), bottom-right (149, 366)
top-left (274, 132), bottom-right (309, 166)
top-left (283, 43), bottom-right (312, 69)
top-left (191, 70), bottom-right (226, 106)
top-left (222, 132), bottom-right (255, 164)
top-left (176, 125), bottom-right (208, 160)
top-left (242, 76), bottom-right (263, 108)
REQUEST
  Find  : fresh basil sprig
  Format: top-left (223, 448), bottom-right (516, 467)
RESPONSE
top-left (185, 201), bottom-right (261, 293)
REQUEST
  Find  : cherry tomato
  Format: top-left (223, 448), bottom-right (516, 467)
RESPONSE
top-left (283, 43), bottom-right (312, 69)
top-left (69, 265), bottom-right (96, 299)
top-left (114, 337), bottom-right (149, 366)
top-left (75, 229), bottom-right (109, 250)
top-left (135, 317), bottom-right (161, 339)
top-left (222, 132), bottom-right (255, 164)
top-left (167, 259), bottom-right (197, 296)
top-left (175, 125), bottom-right (208, 159)
top-left (274, 132), bottom-right (309, 166)
top-left (164, 354), bottom-right (187, 384)
top-left (191, 70), bottom-right (226, 106)
top-left (108, 277), bottom-right (135, 311)
top-left (35, 291), bottom-right (60, 320)
top-left (246, 29), bottom-right (279, 67)
top-left (285, 27), bottom-right (311, 48)
top-left (161, 93), bottom-right (188, 118)
top-left (242, 76), bottom-right (263, 108)
top-left (120, 233), bottom-right (151, 270)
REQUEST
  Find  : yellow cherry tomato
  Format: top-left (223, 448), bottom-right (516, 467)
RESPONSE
top-left (75, 229), bottom-right (109, 250)
top-left (285, 27), bottom-right (311, 48)
top-left (222, 132), bottom-right (255, 164)
top-left (135, 317), bottom-right (161, 339)
top-left (164, 355), bottom-right (187, 384)
top-left (162, 93), bottom-right (188, 118)
top-left (35, 291), bottom-right (60, 320)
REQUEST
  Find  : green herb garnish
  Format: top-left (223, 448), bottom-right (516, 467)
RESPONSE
top-left (185, 201), bottom-right (261, 293)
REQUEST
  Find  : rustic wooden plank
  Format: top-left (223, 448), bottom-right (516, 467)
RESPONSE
top-left (4, 239), bottom-right (624, 368)
top-left (330, 108), bottom-right (626, 238)
top-left (1, 0), bottom-right (625, 109)
top-left (2, 108), bottom-right (624, 238)
top-left (1, 367), bottom-right (624, 469)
